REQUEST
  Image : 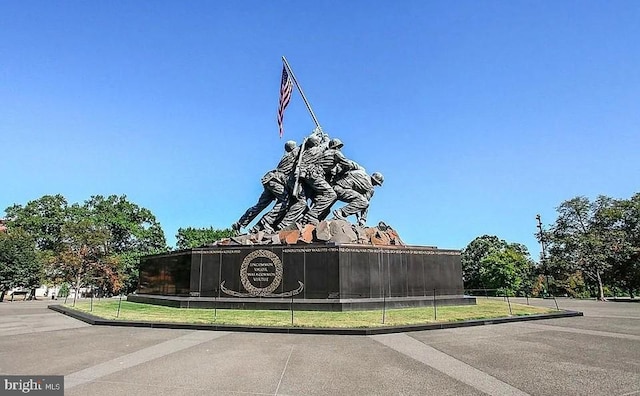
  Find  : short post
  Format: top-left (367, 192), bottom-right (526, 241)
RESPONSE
top-left (506, 294), bottom-right (513, 315)
top-left (213, 294), bottom-right (217, 322)
top-left (116, 293), bottom-right (123, 318)
top-left (290, 295), bottom-right (294, 327)
top-left (381, 288), bottom-right (386, 324)
top-left (380, 251), bottom-right (386, 324)
top-left (433, 289), bottom-right (437, 321)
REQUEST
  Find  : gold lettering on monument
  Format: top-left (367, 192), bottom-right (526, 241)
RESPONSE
top-left (219, 249), bottom-right (304, 298)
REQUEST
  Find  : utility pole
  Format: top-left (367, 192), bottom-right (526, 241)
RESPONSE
top-left (536, 214), bottom-right (550, 296)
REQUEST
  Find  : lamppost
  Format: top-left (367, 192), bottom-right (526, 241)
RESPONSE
top-left (536, 214), bottom-right (550, 296)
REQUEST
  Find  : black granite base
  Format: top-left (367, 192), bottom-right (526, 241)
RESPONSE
top-left (131, 244), bottom-right (475, 311)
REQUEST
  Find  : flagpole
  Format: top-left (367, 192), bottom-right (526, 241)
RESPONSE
top-left (282, 56), bottom-right (322, 131)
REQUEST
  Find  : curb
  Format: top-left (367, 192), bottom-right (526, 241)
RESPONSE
top-left (48, 304), bottom-right (583, 335)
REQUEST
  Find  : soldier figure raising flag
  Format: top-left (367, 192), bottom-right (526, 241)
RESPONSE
top-left (231, 57), bottom-right (384, 234)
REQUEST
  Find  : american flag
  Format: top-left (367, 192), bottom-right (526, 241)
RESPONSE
top-left (277, 64), bottom-right (293, 138)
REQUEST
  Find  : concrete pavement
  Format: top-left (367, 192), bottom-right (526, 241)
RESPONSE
top-left (0, 298), bottom-right (638, 395)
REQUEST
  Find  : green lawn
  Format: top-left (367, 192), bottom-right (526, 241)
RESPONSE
top-left (63, 298), bottom-right (556, 328)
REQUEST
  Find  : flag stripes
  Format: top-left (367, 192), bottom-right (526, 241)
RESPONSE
top-left (277, 65), bottom-right (293, 138)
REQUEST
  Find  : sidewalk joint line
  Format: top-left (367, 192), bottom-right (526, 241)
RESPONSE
top-left (274, 345), bottom-right (294, 395)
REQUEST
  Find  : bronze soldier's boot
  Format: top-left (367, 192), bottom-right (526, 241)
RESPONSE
top-left (332, 209), bottom-right (346, 221)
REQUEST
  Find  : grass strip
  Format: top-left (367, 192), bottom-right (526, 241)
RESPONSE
top-left (64, 299), bottom-right (555, 328)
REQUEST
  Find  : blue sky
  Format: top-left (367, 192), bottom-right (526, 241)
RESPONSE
top-left (2, 1), bottom-right (639, 258)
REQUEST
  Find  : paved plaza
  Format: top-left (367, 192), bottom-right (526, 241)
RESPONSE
top-left (0, 298), bottom-right (638, 395)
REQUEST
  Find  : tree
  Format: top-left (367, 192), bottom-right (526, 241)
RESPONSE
top-left (479, 248), bottom-right (533, 294)
top-left (608, 193), bottom-right (640, 298)
top-left (4, 194), bottom-right (69, 251)
top-left (0, 230), bottom-right (41, 302)
top-left (54, 215), bottom-right (122, 297)
top-left (175, 227), bottom-right (234, 250)
top-left (83, 195), bottom-right (168, 293)
top-left (461, 235), bottom-right (503, 289)
top-left (461, 235), bottom-right (533, 292)
top-left (84, 195), bottom-right (166, 254)
top-left (4, 194), bottom-right (168, 295)
top-left (547, 196), bottom-right (616, 301)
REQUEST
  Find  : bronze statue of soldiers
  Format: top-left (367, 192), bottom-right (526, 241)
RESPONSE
top-left (232, 140), bottom-right (299, 234)
top-left (233, 127), bottom-right (384, 233)
top-left (299, 136), bottom-right (357, 225)
top-left (331, 170), bottom-right (384, 226)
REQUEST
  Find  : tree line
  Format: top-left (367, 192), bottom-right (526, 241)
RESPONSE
top-left (461, 193), bottom-right (640, 300)
top-left (0, 194), bottom-right (232, 301)
top-left (0, 195), bottom-right (165, 301)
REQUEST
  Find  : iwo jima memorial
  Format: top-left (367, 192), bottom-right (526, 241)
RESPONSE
top-left (130, 57), bottom-right (475, 310)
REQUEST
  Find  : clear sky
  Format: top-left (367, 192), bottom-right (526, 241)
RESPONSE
top-left (2, 1), bottom-right (639, 258)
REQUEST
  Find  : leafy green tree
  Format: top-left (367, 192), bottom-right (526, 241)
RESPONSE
top-left (175, 227), bottom-right (234, 250)
top-left (4, 194), bottom-right (69, 251)
top-left (0, 230), bottom-right (41, 301)
top-left (84, 195), bottom-right (166, 254)
top-left (461, 235), bottom-right (532, 291)
top-left (4, 194), bottom-right (167, 295)
top-left (82, 195), bottom-right (167, 293)
top-left (555, 271), bottom-right (590, 298)
top-left (461, 235), bottom-right (505, 289)
top-left (608, 193), bottom-right (640, 298)
top-left (479, 247), bottom-right (533, 294)
top-left (54, 215), bottom-right (122, 296)
top-left (547, 196), bottom-right (617, 301)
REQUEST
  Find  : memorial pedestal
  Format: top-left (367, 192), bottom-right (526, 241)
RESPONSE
top-left (129, 244), bottom-right (475, 311)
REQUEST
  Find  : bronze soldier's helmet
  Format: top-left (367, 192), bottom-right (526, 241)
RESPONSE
top-left (329, 138), bottom-right (344, 149)
top-left (306, 134), bottom-right (321, 147)
top-left (284, 140), bottom-right (297, 152)
top-left (371, 172), bottom-right (384, 186)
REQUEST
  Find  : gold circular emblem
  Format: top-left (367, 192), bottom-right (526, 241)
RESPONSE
top-left (240, 250), bottom-right (283, 296)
